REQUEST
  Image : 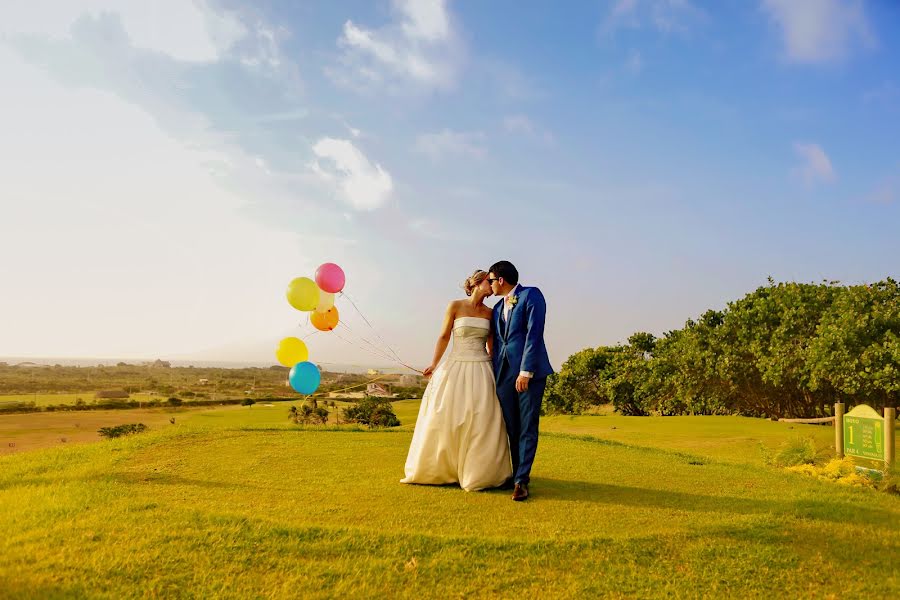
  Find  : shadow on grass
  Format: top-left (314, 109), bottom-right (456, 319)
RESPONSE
top-left (528, 477), bottom-right (895, 525)
top-left (0, 471), bottom-right (246, 492)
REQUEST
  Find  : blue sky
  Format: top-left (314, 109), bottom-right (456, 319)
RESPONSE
top-left (0, 0), bottom-right (897, 368)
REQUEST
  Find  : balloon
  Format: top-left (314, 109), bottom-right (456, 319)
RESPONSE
top-left (289, 361), bottom-right (321, 395)
top-left (311, 306), bottom-right (339, 331)
top-left (315, 291), bottom-right (335, 313)
top-left (315, 263), bottom-right (345, 294)
top-left (286, 277), bottom-right (319, 311)
top-left (275, 337), bottom-right (308, 367)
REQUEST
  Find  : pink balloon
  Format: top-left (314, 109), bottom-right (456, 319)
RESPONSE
top-left (315, 263), bottom-right (346, 293)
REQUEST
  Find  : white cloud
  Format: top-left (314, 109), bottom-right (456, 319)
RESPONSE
top-left (761, 0), bottom-right (875, 64)
top-left (398, 0), bottom-right (451, 41)
top-left (0, 0), bottom-right (246, 63)
top-left (0, 46), bottom-right (314, 359)
top-left (503, 115), bottom-right (535, 136)
top-left (312, 138), bottom-right (393, 211)
top-left (602, 0), bottom-right (703, 35)
top-left (414, 129), bottom-right (487, 161)
top-left (502, 114), bottom-right (555, 146)
top-left (330, 0), bottom-right (461, 92)
top-left (792, 142), bottom-right (836, 186)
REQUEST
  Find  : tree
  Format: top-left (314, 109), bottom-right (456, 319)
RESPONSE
top-left (342, 398), bottom-right (400, 427)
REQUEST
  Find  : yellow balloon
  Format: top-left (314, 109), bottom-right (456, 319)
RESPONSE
top-left (286, 277), bottom-right (319, 311)
top-left (316, 291), bottom-right (335, 313)
top-left (311, 306), bottom-right (339, 331)
top-left (276, 337), bottom-right (308, 367)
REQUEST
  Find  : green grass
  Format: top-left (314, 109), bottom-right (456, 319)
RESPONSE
top-left (0, 393), bottom-right (163, 408)
top-left (1, 404), bottom-right (898, 598)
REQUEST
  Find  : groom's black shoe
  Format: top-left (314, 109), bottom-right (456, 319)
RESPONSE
top-left (498, 477), bottom-right (515, 491)
top-left (512, 483), bottom-right (529, 501)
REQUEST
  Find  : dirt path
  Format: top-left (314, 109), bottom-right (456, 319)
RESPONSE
top-left (0, 408), bottom-right (206, 455)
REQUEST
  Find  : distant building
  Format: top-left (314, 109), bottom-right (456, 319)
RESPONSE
top-left (198, 378), bottom-right (209, 385)
top-left (367, 369), bottom-right (382, 376)
top-left (366, 383), bottom-right (393, 397)
top-left (399, 374), bottom-right (421, 386)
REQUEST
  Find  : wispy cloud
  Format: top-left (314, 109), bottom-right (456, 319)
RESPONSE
top-left (601, 0), bottom-right (704, 35)
top-left (329, 0), bottom-right (462, 93)
top-left (792, 142), bottom-right (836, 186)
top-left (311, 138), bottom-right (393, 211)
top-left (863, 167), bottom-right (900, 205)
top-left (862, 81), bottom-right (900, 108)
top-left (625, 49), bottom-right (643, 74)
top-left (761, 0), bottom-right (875, 64)
top-left (415, 129), bottom-right (487, 161)
top-left (502, 114), bottom-right (555, 146)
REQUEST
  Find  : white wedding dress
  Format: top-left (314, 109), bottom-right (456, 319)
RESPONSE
top-left (401, 317), bottom-right (512, 491)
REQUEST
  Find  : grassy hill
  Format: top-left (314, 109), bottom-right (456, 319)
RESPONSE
top-left (1, 403), bottom-right (898, 598)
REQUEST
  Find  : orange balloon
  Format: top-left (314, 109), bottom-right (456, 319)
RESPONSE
top-left (311, 306), bottom-right (339, 331)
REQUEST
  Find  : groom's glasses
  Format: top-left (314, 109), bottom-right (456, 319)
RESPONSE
top-left (488, 278), bottom-right (499, 284)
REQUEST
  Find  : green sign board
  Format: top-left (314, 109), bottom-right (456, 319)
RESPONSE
top-left (843, 405), bottom-right (884, 462)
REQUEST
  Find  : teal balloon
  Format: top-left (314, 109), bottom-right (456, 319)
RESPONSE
top-left (289, 361), bottom-right (321, 395)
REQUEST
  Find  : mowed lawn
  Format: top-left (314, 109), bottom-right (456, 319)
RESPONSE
top-left (1, 402), bottom-right (899, 598)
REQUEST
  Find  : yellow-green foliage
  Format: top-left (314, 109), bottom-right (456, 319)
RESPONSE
top-left (787, 458), bottom-right (875, 488)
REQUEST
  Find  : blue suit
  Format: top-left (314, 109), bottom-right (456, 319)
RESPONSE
top-left (492, 286), bottom-right (553, 485)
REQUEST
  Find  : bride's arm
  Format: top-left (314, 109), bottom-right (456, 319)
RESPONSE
top-left (423, 302), bottom-right (455, 377)
top-left (486, 326), bottom-right (493, 357)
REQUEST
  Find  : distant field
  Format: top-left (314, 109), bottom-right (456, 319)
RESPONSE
top-left (0, 399), bottom-right (392, 455)
top-left (0, 392), bottom-right (164, 408)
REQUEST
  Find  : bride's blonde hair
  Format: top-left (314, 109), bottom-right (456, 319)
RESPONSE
top-left (463, 270), bottom-right (488, 296)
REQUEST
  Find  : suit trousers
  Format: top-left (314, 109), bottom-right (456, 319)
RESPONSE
top-left (496, 357), bottom-right (547, 485)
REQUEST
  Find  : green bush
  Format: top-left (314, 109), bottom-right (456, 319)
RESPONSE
top-left (242, 398), bottom-right (256, 407)
top-left (772, 436), bottom-right (821, 467)
top-left (342, 398), bottom-right (400, 427)
top-left (289, 404), bottom-right (329, 425)
top-left (98, 423), bottom-right (148, 439)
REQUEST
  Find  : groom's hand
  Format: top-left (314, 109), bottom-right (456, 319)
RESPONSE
top-left (515, 375), bottom-right (530, 393)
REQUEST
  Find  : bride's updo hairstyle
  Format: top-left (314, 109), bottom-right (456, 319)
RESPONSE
top-left (463, 270), bottom-right (488, 296)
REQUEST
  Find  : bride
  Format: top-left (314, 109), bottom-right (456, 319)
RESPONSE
top-left (401, 270), bottom-right (512, 491)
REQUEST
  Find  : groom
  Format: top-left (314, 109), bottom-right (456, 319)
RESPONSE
top-left (489, 261), bottom-right (553, 501)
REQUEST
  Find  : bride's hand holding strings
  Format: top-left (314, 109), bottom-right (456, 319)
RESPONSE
top-left (423, 365), bottom-right (436, 378)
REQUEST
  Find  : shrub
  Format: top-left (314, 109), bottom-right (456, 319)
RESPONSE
top-left (242, 398), bottom-right (256, 407)
top-left (772, 436), bottom-right (821, 467)
top-left (289, 403), bottom-right (329, 425)
top-left (343, 398), bottom-right (400, 427)
top-left (787, 458), bottom-right (875, 489)
top-left (167, 397), bottom-right (183, 408)
top-left (98, 423), bottom-right (148, 439)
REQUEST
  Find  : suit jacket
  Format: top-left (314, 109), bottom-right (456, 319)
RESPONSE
top-left (492, 286), bottom-right (554, 380)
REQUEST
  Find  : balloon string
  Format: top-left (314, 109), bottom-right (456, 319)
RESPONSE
top-left (308, 373), bottom-right (392, 397)
top-left (337, 321), bottom-right (401, 364)
top-left (332, 327), bottom-right (424, 375)
top-left (339, 323), bottom-right (423, 374)
top-left (332, 328), bottom-right (400, 364)
top-left (338, 291), bottom-right (404, 363)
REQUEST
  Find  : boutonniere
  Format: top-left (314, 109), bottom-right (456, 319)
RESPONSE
top-left (506, 294), bottom-right (518, 308)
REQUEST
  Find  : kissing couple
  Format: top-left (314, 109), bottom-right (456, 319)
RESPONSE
top-left (401, 261), bottom-right (553, 501)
